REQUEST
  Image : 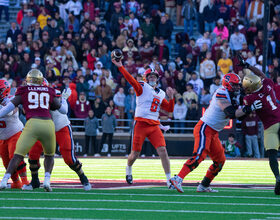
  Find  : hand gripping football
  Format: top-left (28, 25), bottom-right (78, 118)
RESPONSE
top-left (111, 49), bottom-right (123, 62)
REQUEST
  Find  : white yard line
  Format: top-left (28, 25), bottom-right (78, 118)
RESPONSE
top-left (0, 207), bottom-right (280, 216)
top-left (1, 197), bottom-right (280, 207)
top-left (1, 191), bottom-right (280, 200)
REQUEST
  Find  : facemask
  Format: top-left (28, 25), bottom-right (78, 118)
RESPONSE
top-left (148, 81), bottom-right (156, 87)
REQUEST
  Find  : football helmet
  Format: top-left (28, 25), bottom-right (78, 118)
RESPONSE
top-left (242, 71), bottom-right (262, 94)
top-left (143, 68), bottom-right (159, 86)
top-left (222, 73), bottom-right (241, 93)
top-left (0, 79), bottom-right (10, 101)
top-left (26, 69), bottom-right (44, 85)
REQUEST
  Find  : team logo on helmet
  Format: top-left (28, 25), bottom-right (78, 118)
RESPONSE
top-left (0, 79), bottom-right (10, 101)
top-left (222, 73), bottom-right (241, 92)
top-left (242, 71), bottom-right (262, 94)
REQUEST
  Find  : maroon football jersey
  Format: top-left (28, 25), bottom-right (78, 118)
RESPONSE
top-left (243, 78), bottom-right (280, 129)
top-left (15, 85), bottom-right (56, 120)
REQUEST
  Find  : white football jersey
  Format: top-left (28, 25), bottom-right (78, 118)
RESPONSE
top-left (135, 81), bottom-right (166, 121)
top-left (50, 110), bottom-right (70, 132)
top-left (201, 87), bottom-right (231, 131)
top-left (0, 97), bottom-right (24, 140)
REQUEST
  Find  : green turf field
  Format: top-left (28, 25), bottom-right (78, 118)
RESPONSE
top-left (0, 158), bottom-right (279, 219)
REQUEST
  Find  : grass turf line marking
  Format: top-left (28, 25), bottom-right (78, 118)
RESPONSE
top-left (0, 218), bottom-right (114, 220)
top-left (2, 198), bottom-right (280, 207)
top-left (1, 191), bottom-right (280, 200)
top-left (1, 207), bottom-right (280, 216)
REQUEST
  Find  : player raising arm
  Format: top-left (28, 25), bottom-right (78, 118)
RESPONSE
top-left (0, 69), bottom-right (69, 191)
top-left (239, 54), bottom-right (280, 195)
top-left (112, 50), bottom-right (175, 188)
top-left (170, 73), bottom-right (262, 193)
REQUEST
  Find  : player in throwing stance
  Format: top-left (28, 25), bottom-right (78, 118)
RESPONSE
top-left (239, 55), bottom-right (280, 195)
top-left (170, 73), bottom-right (262, 193)
top-left (0, 69), bottom-right (68, 191)
top-left (112, 56), bottom-right (175, 188)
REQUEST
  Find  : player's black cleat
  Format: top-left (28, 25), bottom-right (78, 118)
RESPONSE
top-left (126, 175), bottom-right (133, 184)
top-left (31, 178), bottom-right (40, 189)
top-left (275, 180), bottom-right (280, 195)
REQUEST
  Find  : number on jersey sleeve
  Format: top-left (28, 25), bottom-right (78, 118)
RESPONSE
top-left (150, 98), bottom-right (160, 112)
top-left (28, 92), bottom-right (50, 109)
top-left (266, 95), bottom-right (277, 110)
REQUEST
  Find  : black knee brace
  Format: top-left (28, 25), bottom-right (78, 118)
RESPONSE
top-left (185, 154), bottom-right (200, 171)
top-left (17, 161), bottom-right (26, 171)
top-left (28, 159), bottom-right (40, 172)
top-left (69, 160), bottom-right (82, 173)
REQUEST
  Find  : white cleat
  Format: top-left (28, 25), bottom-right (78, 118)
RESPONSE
top-left (43, 177), bottom-right (52, 192)
top-left (197, 183), bottom-right (218, 193)
top-left (83, 183), bottom-right (92, 191)
top-left (170, 175), bottom-right (184, 193)
top-left (0, 178), bottom-right (8, 190)
top-left (167, 180), bottom-right (176, 190)
top-left (22, 184), bottom-right (34, 191)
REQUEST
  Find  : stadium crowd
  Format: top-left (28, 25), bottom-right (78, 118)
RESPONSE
top-left (0, 0), bottom-right (279, 157)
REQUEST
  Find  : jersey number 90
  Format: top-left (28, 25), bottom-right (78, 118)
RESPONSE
top-left (28, 92), bottom-right (50, 109)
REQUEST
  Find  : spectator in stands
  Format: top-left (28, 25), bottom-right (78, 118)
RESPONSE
top-left (186, 99), bottom-right (200, 122)
top-left (229, 27), bottom-right (247, 54)
top-left (100, 106), bottom-right (117, 157)
top-left (113, 87), bottom-right (126, 127)
top-left (175, 71), bottom-right (186, 95)
top-left (95, 77), bottom-right (112, 103)
top-left (217, 0), bottom-right (230, 24)
top-left (6, 22), bottom-right (21, 43)
top-left (247, 0), bottom-right (264, 25)
top-left (196, 31), bottom-right (211, 50)
top-left (141, 15), bottom-right (156, 42)
top-left (200, 87), bottom-right (211, 106)
top-left (213, 18), bottom-right (229, 41)
top-left (65, 0), bottom-right (83, 21)
top-left (34, 57), bottom-right (45, 75)
top-left (84, 109), bottom-right (99, 157)
top-left (0, 0), bottom-right (9, 22)
top-left (74, 92), bottom-right (91, 118)
top-left (183, 83), bottom-right (198, 107)
top-left (224, 133), bottom-right (241, 158)
top-left (210, 76), bottom-right (221, 95)
top-left (217, 52), bottom-right (233, 77)
top-left (182, 0), bottom-right (196, 37)
top-left (189, 71), bottom-right (204, 96)
top-left (246, 51), bottom-right (257, 66)
top-left (200, 51), bottom-right (216, 88)
top-left (18, 52), bottom-right (32, 79)
top-left (123, 39), bottom-right (139, 61)
top-left (46, 0), bottom-right (59, 19)
top-left (65, 12), bottom-right (79, 33)
top-left (110, 2), bottom-right (124, 37)
top-left (241, 112), bottom-right (260, 158)
top-left (125, 87), bottom-right (136, 121)
top-left (128, 12), bottom-right (140, 38)
top-left (173, 98), bottom-right (187, 133)
top-left (157, 14), bottom-right (173, 52)
top-left (76, 75), bottom-right (90, 97)
top-left (37, 7), bottom-right (51, 30)
top-left (21, 9), bottom-right (36, 34)
top-left (203, 0), bottom-right (218, 32)
top-left (154, 37), bottom-right (170, 62)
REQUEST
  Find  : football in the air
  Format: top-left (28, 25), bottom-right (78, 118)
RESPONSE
top-left (111, 49), bottom-right (123, 62)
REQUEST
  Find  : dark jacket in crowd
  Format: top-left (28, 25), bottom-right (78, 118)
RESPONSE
top-left (203, 4), bottom-right (218, 23)
top-left (101, 113), bottom-right (116, 134)
top-left (84, 116), bottom-right (99, 136)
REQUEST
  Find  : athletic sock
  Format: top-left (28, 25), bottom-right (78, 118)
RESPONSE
top-left (165, 173), bottom-right (171, 181)
top-left (4, 173), bottom-right (11, 180)
top-left (126, 166), bottom-right (132, 175)
top-left (201, 176), bottom-right (211, 187)
top-left (78, 173), bottom-right (89, 185)
top-left (45, 172), bottom-right (51, 178)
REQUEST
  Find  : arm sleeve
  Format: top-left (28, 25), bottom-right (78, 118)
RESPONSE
top-left (0, 102), bottom-right (16, 118)
top-left (160, 98), bottom-right (175, 112)
top-left (58, 99), bottom-right (68, 114)
top-left (118, 66), bottom-right (143, 96)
